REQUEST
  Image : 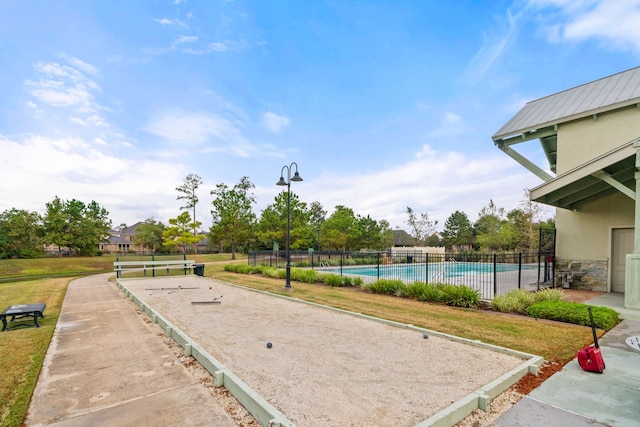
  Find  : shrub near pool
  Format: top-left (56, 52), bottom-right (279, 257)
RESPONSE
top-left (225, 264), bottom-right (367, 288)
top-left (321, 273), bottom-right (343, 287)
top-left (367, 280), bottom-right (479, 308)
top-left (526, 301), bottom-right (620, 331)
top-left (367, 279), bottom-right (405, 295)
top-left (490, 288), bottom-right (564, 314)
top-left (290, 268), bottom-right (317, 284)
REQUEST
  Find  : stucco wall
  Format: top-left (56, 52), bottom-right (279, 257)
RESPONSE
top-left (556, 192), bottom-right (635, 260)
top-left (555, 192), bottom-right (634, 291)
top-left (556, 107), bottom-right (640, 174)
top-left (552, 105), bottom-right (639, 291)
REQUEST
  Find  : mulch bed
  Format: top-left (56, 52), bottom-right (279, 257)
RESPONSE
top-left (513, 361), bottom-right (563, 394)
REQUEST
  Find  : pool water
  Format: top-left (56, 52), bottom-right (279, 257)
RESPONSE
top-left (323, 262), bottom-right (535, 280)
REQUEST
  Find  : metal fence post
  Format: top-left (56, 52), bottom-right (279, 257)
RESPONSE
top-left (183, 253), bottom-right (187, 275)
top-left (518, 252), bottom-right (522, 289)
top-left (493, 253), bottom-right (498, 297)
top-left (425, 252), bottom-right (429, 283)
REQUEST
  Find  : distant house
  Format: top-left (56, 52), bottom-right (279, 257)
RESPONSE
top-left (100, 223), bottom-right (212, 254)
top-left (493, 67), bottom-right (640, 311)
top-left (196, 234), bottom-right (214, 253)
top-left (99, 222), bottom-right (145, 254)
top-left (393, 229), bottom-right (414, 247)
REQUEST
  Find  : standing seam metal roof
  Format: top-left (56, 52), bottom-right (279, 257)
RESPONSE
top-left (493, 66), bottom-right (640, 140)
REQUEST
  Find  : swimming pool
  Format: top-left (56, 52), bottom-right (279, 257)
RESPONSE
top-left (322, 262), bottom-right (537, 282)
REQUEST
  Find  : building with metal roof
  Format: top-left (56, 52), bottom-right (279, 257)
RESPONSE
top-left (492, 66), bottom-right (640, 312)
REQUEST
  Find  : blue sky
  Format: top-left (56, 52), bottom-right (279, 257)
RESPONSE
top-left (1, 0), bottom-right (639, 231)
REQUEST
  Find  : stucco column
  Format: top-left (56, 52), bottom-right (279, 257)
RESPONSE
top-left (625, 140), bottom-right (640, 310)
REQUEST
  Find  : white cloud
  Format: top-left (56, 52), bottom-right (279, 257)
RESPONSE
top-left (286, 146), bottom-right (549, 229)
top-left (144, 109), bottom-right (281, 158)
top-left (527, 0), bottom-right (640, 54)
top-left (208, 42), bottom-right (228, 52)
top-left (415, 144), bottom-right (438, 159)
top-left (0, 134), bottom-right (185, 226)
top-left (27, 80), bottom-right (92, 108)
top-left (443, 112), bottom-right (461, 125)
top-left (261, 111), bottom-right (290, 133)
top-left (65, 56), bottom-right (100, 76)
top-left (154, 18), bottom-right (186, 28)
top-left (175, 35), bottom-right (198, 45)
top-left (69, 116), bottom-right (87, 126)
top-left (462, 10), bottom-right (519, 84)
top-left (144, 110), bottom-right (244, 145)
top-left (182, 39), bottom-right (254, 55)
top-left (423, 111), bottom-right (469, 141)
top-left (24, 58), bottom-right (108, 125)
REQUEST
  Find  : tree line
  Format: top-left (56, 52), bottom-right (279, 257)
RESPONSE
top-left (0, 174), bottom-right (554, 259)
top-left (0, 196), bottom-right (111, 258)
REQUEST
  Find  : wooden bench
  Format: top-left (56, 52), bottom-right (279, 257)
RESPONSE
top-left (1, 303), bottom-right (46, 331)
top-left (114, 260), bottom-right (198, 278)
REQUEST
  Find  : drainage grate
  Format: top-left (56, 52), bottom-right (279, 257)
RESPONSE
top-left (625, 335), bottom-right (640, 352)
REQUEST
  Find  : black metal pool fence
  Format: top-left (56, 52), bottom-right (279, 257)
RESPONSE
top-left (247, 250), bottom-right (556, 300)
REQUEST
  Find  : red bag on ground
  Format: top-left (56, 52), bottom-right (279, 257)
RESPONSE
top-left (577, 306), bottom-right (605, 373)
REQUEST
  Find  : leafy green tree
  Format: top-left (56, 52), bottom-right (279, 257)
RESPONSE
top-left (322, 205), bottom-right (357, 251)
top-left (210, 176), bottom-right (257, 259)
top-left (61, 199), bottom-right (86, 255)
top-left (77, 200), bottom-right (111, 255)
top-left (255, 191), bottom-right (312, 251)
top-left (176, 173), bottom-right (203, 252)
top-left (441, 210), bottom-right (474, 250)
top-left (474, 200), bottom-right (508, 251)
top-left (378, 219), bottom-right (396, 249)
top-left (135, 218), bottom-right (166, 253)
top-left (424, 233), bottom-right (442, 247)
top-left (42, 196), bottom-right (111, 256)
top-left (308, 201), bottom-right (327, 250)
top-left (504, 208), bottom-right (531, 251)
top-left (0, 208), bottom-right (43, 258)
top-left (43, 196), bottom-right (69, 254)
top-left (354, 214), bottom-right (385, 250)
top-left (518, 189), bottom-right (545, 251)
top-left (405, 207), bottom-right (438, 246)
top-left (163, 211), bottom-right (203, 253)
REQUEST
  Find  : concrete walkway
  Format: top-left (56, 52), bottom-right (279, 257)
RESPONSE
top-left (25, 273), bottom-right (236, 427)
top-left (492, 292), bottom-right (640, 427)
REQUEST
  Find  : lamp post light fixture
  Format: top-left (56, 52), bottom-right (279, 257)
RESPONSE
top-left (276, 162), bottom-right (303, 289)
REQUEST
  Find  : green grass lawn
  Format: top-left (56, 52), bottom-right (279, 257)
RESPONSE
top-left (0, 278), bottom-right (69, 427)
top-left (0, 253), bottom-right (237, 282)
top-left (0, 253), bottom-right (596, 427)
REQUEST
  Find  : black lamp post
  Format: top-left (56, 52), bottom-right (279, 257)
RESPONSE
top-left (276, 162), bottom-right (303, 289)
